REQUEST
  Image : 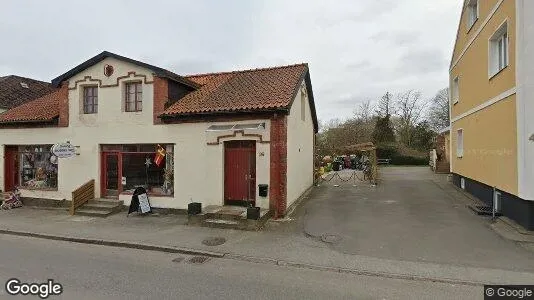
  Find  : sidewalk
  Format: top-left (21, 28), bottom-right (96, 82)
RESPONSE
top-left (2, 206), bottom-right (534, 286)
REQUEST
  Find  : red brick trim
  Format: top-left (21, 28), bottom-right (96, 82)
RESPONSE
top-left (58, 81), bottom-right (69, 127)
top-left (153, 76), bottom-right (168, 125)
top-left (270, 114), bottom-right (287, 218)
top-left (207, 130), bottom-right (270, 145)
top-left (67, 72), bottom-right (154, 90)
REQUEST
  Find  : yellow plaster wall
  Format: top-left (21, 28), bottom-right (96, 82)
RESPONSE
top-left (451, 95), bottom-right (518, 195)
top-left (451, 0), bottom-right (516, 118)
top-left (452, 0), bottom-right (502, 65)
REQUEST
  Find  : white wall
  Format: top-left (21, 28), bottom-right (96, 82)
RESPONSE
top-left (286, 80), bottom-right (315, 208)
top-left (0, 57), bottom-right (272, 209)
top-left (516, 0), bottom-right (534, 201)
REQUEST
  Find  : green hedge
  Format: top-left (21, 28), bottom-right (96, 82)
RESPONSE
top-left (390, 155), bottom-right (428, 165)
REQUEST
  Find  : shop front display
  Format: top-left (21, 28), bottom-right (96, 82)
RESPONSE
top-left (12, 145), bottom-right (59, 190)
top-left (101, 144), bottom-right (174, 197)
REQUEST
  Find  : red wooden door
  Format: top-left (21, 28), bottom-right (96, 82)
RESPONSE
top-left (4, 146), bottom-right (19, 192)
top-left (101, 152), bottom-right (120, 198)
top-left (224, 141), bottom-right (256, 206)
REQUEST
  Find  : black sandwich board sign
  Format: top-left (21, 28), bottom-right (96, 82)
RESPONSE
top-left (127, 187), bottom-right (153, 216)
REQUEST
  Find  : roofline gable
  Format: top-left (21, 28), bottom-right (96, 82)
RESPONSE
top-left (449, 0), bottom-right (469, 70)
top-left (51, 51), bottom-right (200, 89)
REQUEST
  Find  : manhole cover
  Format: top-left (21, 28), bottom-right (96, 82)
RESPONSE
top-left (187, 256), bottom-right (210, 264)
top-left (321, 234), bottom-right (342, 244)
top-left (202, 237), bottom-right (226, 246)
top-left (172, 257), bottom-right (185, 263)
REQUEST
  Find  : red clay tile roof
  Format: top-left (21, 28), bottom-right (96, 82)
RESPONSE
top-left (161, 64), bottom-right (308, 116)
top-left (0, 89), bottom-right (62, 123)
top-left (0, 75), bottom-right (57, 109)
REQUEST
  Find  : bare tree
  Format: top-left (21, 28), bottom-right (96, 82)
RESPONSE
top-left (376, 92), bottom-right (395, 117)
top-left (395, 90), bottom-right (426, 146)
top-left (428, 88), bottom-right (450, 131)
top-left (353, 99), bottom-right (375, 122)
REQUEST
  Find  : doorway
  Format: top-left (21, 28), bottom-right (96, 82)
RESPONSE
top-left (224, 140), bottom-right (256, 206)
top-left (4, 146), bottom-right (20, 192)
top-left (101, 152), bottom-right (120, 197)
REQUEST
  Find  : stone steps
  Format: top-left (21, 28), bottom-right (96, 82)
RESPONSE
top-left (74, 198), bottom-right (123, 217)
top-left (188, 205), bottom-right (271, 230)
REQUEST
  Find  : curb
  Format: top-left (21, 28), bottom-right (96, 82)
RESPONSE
top-left (0, 229), bottom-right (490, 286)
top-left (0, 229), bottom-right (225, 258)
top-left (222, 254), bottom-right (485, 286)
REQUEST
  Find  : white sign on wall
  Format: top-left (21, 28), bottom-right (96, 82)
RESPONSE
top-left (51, 143), bottom-right (76, 158)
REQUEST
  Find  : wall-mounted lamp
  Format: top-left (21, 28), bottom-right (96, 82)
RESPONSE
top-left (530, 134), bottom-right (534, 142)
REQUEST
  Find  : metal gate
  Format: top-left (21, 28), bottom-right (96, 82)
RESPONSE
top-left (224, 140), bottom-right (256, 206)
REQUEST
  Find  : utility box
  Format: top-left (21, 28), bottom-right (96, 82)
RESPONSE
top-left (258, 184), bottom-right (268, 197)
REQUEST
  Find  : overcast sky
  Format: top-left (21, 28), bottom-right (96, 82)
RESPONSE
top-left (0, 0), bottom-right (461, 122)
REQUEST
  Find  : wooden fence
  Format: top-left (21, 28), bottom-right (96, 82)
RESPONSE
top-left (70, 179), bottom-right (95, 215)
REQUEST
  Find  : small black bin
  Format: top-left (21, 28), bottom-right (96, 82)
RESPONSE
top-left (247, 207), bottom-right (260, 220)
top-left (258, 184), bottom-right (269, 197)
top-left (188, 202), bottom-right (202, 215)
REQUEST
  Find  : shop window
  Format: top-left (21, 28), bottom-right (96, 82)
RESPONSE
top-left (19, 145), bottom-right (58, 189)
top-left (120, 144), bottom-right (173, 196)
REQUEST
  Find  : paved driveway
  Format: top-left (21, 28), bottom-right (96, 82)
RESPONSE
top-left (300, 167), bottom-right (534, 271)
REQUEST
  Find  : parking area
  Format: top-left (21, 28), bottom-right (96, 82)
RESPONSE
top-left (299, 166), bottom-right (534, 271)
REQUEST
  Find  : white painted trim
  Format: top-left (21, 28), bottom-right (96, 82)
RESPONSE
top-left (456, 128), bottom-right (464, 158)
top-left (488, 19), bottom-right (510, 78)
top-left (515, 0), bottom-right (531, 200)
top-left (450, 0), bottom-right (505, 71)
top-left (451, 87), bottom-right (516, 123)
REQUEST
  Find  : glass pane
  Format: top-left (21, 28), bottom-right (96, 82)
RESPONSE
top-left (140, 144), bottom-right (156, 152)
top-left (122, 153), bottom-right (166, 194)
top-left (233, 123), bottom-right (264, 130)
top-left (106, 154), bottom-right (119, 190)
top-left (206, 125), bottom-right (234, 131)
top-left (137, 100), bottom-right (142, 111)
top-left (19, 145), bottom-right (57, 189)
top-left (127, 100), bottom-right (136, 112)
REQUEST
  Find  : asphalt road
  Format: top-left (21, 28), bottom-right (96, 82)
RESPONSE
top-left (303, 167), bottom-right (534, 271)
top-left (0, 235), bottom-right (480, 300)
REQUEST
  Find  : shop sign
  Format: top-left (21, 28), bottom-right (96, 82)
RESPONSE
top-left (51, 143), bottom-right (76, 158)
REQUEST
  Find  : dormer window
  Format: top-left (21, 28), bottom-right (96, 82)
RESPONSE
top-left (83, 86), bottom-right (98, 114)
top-left (125, 82), bottom-right (142, 112)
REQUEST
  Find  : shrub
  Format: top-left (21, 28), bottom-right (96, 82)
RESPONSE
top-left (390, 155), bottom-right (429, 165)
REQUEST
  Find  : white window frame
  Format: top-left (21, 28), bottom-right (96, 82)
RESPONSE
top-left (451, 76), bottom-right (460, 105)
top-left (488, 21), bottom-right (509, 78)
top-left (456, 129), bottom-right (464, 158)
top-left (466, 0), bottom-right (479, 31)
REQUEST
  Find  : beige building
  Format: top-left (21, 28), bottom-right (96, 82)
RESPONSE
top-left (0, 51), bottom-right (318, 218)
top-left (449, 0), bottom-right (534, 230)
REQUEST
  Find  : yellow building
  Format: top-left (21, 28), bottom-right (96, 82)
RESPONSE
top-left (449, 0), bottom-right (534, 230)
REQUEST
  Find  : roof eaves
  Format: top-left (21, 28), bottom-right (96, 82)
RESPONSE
top-left (51, 51), bottom-right (200, 89)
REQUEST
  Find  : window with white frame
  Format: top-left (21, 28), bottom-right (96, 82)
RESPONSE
top-left (489, 22), bottom-right (509, 78)
top-left (451, 76), bottom-right (459, 104)
top-left (456, 129), bottom-right (464, 158)
top-left (466, 0), bottom-right (478, 30)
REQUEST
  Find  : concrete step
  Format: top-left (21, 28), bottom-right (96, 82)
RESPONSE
top-left (74, 208), bottom-right (114, 217)
top-left (91, 198), bottom-right (123, 205)
top-left (203, 218), bottom-right (245, 230)
top-left (82, 203), bottom-right (120, 212)
top-left (205, 212), bottom-right (245, 221)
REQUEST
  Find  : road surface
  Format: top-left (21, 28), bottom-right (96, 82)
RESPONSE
top-left (0, 235), bottom-right (480, 300)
